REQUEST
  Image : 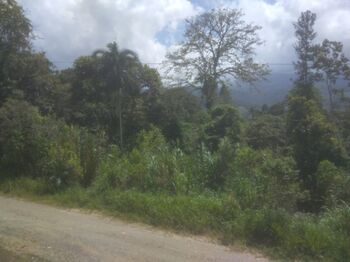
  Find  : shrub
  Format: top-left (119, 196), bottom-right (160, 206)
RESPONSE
top-left (283, 214), bottom-right (335, 259)
top-left (0, 99), bottom-right (47, 177)
top-left (205, 105), bottom-right (243, 151)
top-left (184, 144), bottom-right (216, 192)
top-left (0, 99), bottom-right (103, 191)
top-left (96, 190), bottom-right (240, 234)
top-left (225, 147), bottom-right (302, 211)
top-left (209, 137), bottom-right (236, 189)
top-left (246, 114), bottom-right (287, 152)
top-left (39, 121), bottom-right (82, 190)
top-left (228, 209), bottom-right (290, 246)
top-left (94, 128), bottom-right (216, 194)
top-left (313, 160), bottom-right (350, 210)
top-left (0, 177), bottom-right (51, 195)
top-left (79, 130), bottom-right (105, 187)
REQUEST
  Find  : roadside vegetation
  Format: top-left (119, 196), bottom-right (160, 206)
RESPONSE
top-left (1, 1), bottom-right (350, 260)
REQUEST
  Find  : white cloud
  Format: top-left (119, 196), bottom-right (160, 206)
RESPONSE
top-left (215, 0), bottom-right (350, 72)
top-left (18, 0), bottom-right (350, 73)
top-left (18, 0), bottom-right (199, 68)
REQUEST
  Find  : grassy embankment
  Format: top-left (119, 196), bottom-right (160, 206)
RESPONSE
top-left (1, 177), bottom-right (350, 261)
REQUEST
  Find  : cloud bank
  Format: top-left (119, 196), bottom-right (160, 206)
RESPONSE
top-left (18, 0), bottom-right (350, 72)
top-left (18, 0), bottom-right (199, 67)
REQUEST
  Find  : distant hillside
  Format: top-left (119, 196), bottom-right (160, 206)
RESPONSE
top-left (231, 73), bottom-right (294, 108)
top-left (231, 73), bottom-right (349, 109)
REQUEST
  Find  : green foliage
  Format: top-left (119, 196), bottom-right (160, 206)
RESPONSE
top-left (155, 87), bottom-right (207, 147)
top-left (287, 95), bottom-right (347, 191)
top-left (205, 105), bottom-right (243, 150)
top-left (165, 8), bottom-right (269, 109)
top-left (67, 43), bottom-right (163, 146)
top-left (3, 178), bottom-right (350, 261)
top-left (0, 99), bottom-right (103, 191)
top-left (79, 130), bottom-right (105, 187)
top-left (0, 99), bottom-right (46, 177)
top-left (98, 191), bottom-right (239, 233)
top-left (246, 114), bottom-right (288, 152)
top-left (225, 147), bottom-right (301, 211)
top-left (186, 144), bottom-right (216, 191)
top-left (293, 10), bottom-right (317, 86)
top-left (314, 160), bottom-right (350, 209)
top-left (0, 1), bottom-right (60, 112)
top-left (277, 208), bottom-right (350, 260)
top-left (209, 137), bottom-right (236, 189)
top-left (335, 107), bottom-right (350, 155)
top-left (2, 3), bottom-right (350, 260)
top-left (224, 209), bottom-right (290, 246)
top-left (41, 122), bottom-right (82, 189)
top-left (0, 0), bottom-right (32, 53)
top-left (0, 177), bottom-right (53, 196)
top-left (94, 128), bottom-right (180, 193)
top-left (93, 127), bottom-right (215, 194)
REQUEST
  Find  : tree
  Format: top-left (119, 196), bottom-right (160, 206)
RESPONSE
top-left (313, 39), bottom-right (350, 111)
top-left (0, 0), bottom-right (31, 55)
top-left (165, 8), bottom-right (269, 109)
top-left (68, 43), bottom-right (163, 147)
top-left (287, 95), bottom-right (347, 210)
top-left (92, 42), bottom-right (142, 148)
top-left (218, 84), bottom-right (233, 105)
top-left (293, 10), bottom-right (317, 87)
top-left (9, 52), bottom-right (60, 113)
top-left (155, 87), bottom-right (206, 146)
top-left (0, 0), bottom-right (32, 104)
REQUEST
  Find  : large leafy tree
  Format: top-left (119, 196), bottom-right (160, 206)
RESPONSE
top-left (293, 10), bottom-right (317, 87)
top-left (287, 95), bottom-right (347, 210)
top-left (0, 0), bottom-right (59, 114)
top-left (313, 39), bottom-right (350, 110)
top-left (290, 11), bottom-right (349, 211)
top-left (92, 42), bottom-right (142, 148)
top-left (0, 0), bottom-right (31, 53)
top-left (68, 42), bottom-right (162, 147)
top-left (155, 87), bottom-right (206, 147)
top-left (165, 8), bottom-right (269, 109)
top-left (0, 0), bottom-right (32, 104)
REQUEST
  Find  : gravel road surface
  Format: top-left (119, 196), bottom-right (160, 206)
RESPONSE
top-left (0, 196), bottom-right (268, 262)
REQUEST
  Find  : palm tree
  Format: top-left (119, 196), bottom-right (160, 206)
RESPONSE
top-left (93, 42), bottom-right (141, 149)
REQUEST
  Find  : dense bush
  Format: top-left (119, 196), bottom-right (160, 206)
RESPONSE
top-left (0, 99), bottom-right (104, 191)
top-left (0, 99), bottom-right (47, 177)
top-left (94, 127), bottom-right (215, 194)
top-left (205, 105), bottom-right (243, 151)
top-left (224, 147), bottom-right (302, 211)
top-left (209, 137), bottom-right (236, 189)
top-left (287, 96), bottom-right (347, 186)
top-left (245, 114), bottom-right (288, 152)
top-left (313, 160), bottom-right (350, 210)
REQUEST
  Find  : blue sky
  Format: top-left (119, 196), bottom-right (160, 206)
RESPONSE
top-left (18, 0), bottom-right (350, 73)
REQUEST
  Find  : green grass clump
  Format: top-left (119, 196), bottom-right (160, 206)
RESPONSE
top-left (97, 191), bottom-right (239, 234)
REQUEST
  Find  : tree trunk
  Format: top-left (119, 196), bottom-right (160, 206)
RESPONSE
top-left (119, 86), bottom-right (123, 149)
top-left (326, 77), bottom-right (335, 112)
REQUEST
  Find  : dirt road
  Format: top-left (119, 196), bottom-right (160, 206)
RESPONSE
top-left (0, 196), bottom-right (267, 262)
